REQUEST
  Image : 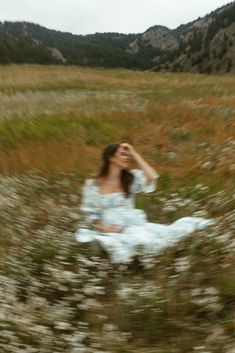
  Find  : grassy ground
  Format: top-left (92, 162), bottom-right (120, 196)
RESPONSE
top-left (0, 64), bottom-right (234, 353)
top-left (0, 64), bottom-right (234, 193)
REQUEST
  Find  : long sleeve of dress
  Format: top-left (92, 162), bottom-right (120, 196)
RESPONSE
top-left (130, 168), bottom-right (159, 194)
top-left (80, 179), bottom-right (102, 225)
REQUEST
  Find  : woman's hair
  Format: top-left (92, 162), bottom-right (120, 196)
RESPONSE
top-left (95, 143), bottom-right (134, 198)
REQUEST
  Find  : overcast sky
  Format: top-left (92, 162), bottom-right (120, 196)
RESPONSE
top-left (0, 0), bottom-right (232, 35)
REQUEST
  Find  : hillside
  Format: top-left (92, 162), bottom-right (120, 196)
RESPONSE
top-left (140, 1), bottom-right (235, 74)
top-left (0, 1), bottom-right (235, 74)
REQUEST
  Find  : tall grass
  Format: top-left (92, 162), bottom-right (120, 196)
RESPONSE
top-left (0, 64), bottom-right (234, 193)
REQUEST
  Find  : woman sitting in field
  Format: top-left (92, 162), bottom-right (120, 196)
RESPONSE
top-left (74, 143), bottom-right (215, 264)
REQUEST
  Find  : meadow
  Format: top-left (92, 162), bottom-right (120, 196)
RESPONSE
top-left (0, 64), bottom-right (234, 353)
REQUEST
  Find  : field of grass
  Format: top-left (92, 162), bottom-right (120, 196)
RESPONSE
top-left (0, 64), bottom-right (234, 353)
top-left (0, 64), bottom-right (234, 192)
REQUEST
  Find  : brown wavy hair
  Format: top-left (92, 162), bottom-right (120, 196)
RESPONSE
top-left (95, 143), bottom-right (134, 198)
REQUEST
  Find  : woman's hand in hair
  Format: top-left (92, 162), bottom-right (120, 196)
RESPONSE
top-left (120, 143), bottom-right (136, 158)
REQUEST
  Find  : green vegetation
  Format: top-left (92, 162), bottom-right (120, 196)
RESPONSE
top-left (0, 64), bottom-right (234, 352)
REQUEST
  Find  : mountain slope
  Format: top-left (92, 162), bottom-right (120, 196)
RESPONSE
top-left (0, 1), bottom-right (234, 74)
top-left (143, 1), bottom-right (235, 74)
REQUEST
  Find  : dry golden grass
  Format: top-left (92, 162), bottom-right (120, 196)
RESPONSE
top-left (0, 64), bottom-right (234, 192)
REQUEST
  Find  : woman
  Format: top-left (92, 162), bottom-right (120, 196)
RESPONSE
top-left (75, 143), bottom-right (215, 264)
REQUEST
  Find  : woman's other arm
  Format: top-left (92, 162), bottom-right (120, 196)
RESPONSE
top-left (91, 219), bottom-right (123, 233)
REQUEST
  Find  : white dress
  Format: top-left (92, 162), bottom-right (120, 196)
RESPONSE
top-left (74, 169), bottom-right (216, 264)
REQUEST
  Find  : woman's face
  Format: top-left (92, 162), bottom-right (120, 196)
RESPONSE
top-left (110, 145), bottom-right (131, 169)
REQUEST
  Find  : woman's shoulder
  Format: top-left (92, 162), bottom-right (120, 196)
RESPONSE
top-left (129, 168), bottom-right (142, 177)
top-left (83, 178), bottom-right (97, 187)
top-left (86, 176), bottom-right (105, 186)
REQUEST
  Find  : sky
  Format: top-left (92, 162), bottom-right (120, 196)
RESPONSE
top-left (0, 0), bottom-right (232, 35)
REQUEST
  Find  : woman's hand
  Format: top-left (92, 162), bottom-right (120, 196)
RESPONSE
top-left (119, 143), bottom-right (137, 159)
top-left (120, 142), bottom-right (159, 180)
top-left (92, 220), bottom-right (123, 233)
top-left (101, 224), bottom-right (123, 233)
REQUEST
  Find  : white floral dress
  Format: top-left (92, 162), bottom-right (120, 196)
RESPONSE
top-left (74, 169), bottom-right (216, 264)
